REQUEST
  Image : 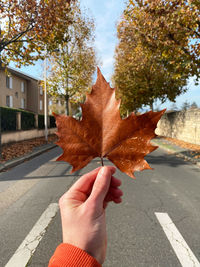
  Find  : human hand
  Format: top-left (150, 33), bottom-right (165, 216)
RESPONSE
top-left (59, 166), bottom-right (123, 264)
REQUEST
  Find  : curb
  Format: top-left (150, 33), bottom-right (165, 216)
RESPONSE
top-left (152, 140), bottom-right (200, 168)
top-left (0, 143), bottom-right (57, 172)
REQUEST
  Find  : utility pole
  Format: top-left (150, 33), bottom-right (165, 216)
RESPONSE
top-left (43, 48), bottom-right (59, 142)
top-left (44, 50), bottom-right (48, 143)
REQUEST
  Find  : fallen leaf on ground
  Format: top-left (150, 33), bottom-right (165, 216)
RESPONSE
top-left (0, 135), bottom-right (57, 163)
top-left (162, 136), bottom-right (200, 152)
top-left (54, 68), bottom-right (165, 178)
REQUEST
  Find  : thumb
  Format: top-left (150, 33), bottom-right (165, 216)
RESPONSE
top-left (87, 166), bottom-right (116, 213)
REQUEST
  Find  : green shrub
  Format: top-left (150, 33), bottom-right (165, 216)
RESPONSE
top-left (0, 107), bottom-right (54, 132)
top-left (50, 115), bottom-right (56, 128)
top-left (21, 110), bottom-right (35, 130)
top-left (38, 114), bottom-right (45, 129)
top-left (0, 106), bottom-right (18, 132)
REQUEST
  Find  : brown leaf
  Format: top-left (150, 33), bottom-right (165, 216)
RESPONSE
top-left (54, 68), bottom-right (165, 178)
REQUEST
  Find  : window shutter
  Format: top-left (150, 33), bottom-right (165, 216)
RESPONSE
top-left (40, 100), bottom-right (43, 110)
top-left (6, 77), bottom-right (9, 88)
top-left (6, 96), bottom-right (9, 106)
top-left (40, 87), bottom-right (43, 95)
top-left (10, 95), bottom-right (13, 107)
top-left (21, 98), bottom-right (25, 108)
top-left (21, 82), bottom-right (25, 92)
top-left (10, 77), bottom-right (13, 89)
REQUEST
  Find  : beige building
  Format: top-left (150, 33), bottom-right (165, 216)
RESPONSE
top-left (48, 96), bottom-right (80, 116)
top-left (49, 96), bottom-right (66, 115)
top-left (0, 67), bottom-right (45, 114)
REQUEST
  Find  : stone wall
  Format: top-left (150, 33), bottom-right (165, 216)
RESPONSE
top-left (2, 128), bottom-right (56, 144)
top-left (156, 108), bottom-right (200, 145)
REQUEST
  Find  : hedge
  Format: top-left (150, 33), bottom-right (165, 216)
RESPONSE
top-left (0, 106), bottom-right (18, 132)
top-left (21, 110), bottom-right (35, 130)
top-left (0, 106), bottom-right (56, 132)
top-left (38, 114), bottom-right (45, 129)
top-left (50, 115), bottom-right (56, 128)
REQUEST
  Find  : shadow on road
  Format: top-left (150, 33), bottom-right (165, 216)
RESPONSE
top-left (0, 147), bottom-right (81, 182)
top-left (1, 146), bottom-right (199, 183)
top-left (146, 152), bottom-right (198, 169)
top-left (0, 148), bottom-right (107, 182)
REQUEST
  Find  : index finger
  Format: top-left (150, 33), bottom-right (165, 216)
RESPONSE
top-left (68, 167), bottom-right (101, 195)
top-left (68, 166), bottom-right (116, 195)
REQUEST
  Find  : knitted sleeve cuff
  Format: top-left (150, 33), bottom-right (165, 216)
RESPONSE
top-left (48, 243), bottom-right (102, 267)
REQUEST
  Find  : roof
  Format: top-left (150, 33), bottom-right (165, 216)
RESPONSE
top-left (2, 66), bottom-right (40, 82)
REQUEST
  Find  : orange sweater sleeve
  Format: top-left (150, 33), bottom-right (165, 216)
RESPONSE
top-left (48, 243), bottom-right (102, 267)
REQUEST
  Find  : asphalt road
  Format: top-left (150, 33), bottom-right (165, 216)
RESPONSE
top-left (0, 146), bottom-right (200, 267)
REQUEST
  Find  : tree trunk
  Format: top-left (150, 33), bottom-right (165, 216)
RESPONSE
top-left (150, 102), bottom-right (154, 111)
top-left (65, 70), bottom-right (70, 115)
top-left (65, 94), bottom-right (69, 115)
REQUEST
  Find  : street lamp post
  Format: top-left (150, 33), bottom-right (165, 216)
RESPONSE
top-left (44, 51), bottom-right (48, 143)
top-left (43, 48), bottom-right (59, 143)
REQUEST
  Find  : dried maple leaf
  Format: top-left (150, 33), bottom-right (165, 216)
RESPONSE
top-left (54, 68), bottom-right (165, 178)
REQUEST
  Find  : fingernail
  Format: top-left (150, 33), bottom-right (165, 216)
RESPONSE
top-left (98, 166), bottom-right (106, 176)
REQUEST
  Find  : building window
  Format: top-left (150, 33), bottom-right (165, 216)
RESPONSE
top-left (21, 98), bottom-right (25, 109)
top-left (21, 81), bottom-right (25, 93)
top-left (6, 96), bottom-right (9, 107)
top-left (6, 76), bottom-right (13, 89)
top-left (6, 95), bottom-right (13, 107)
top-left (40, 100), bottom-right (43, 110)
top-left (40, 87), bottom-right (43, 95)
top-left (15, 92), bottom-right (18, 98)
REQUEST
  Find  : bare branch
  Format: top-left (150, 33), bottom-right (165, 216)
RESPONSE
top-left (4, 47), bottom-right (25, 58)
top-left (2, 23), bottom-right (34, 49)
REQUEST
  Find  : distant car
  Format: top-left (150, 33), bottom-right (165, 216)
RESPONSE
top-left (73, 111), bottom-right (82, 120)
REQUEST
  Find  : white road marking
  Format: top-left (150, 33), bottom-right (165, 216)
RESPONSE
top-left (49, 156), bottom-right (59, 162)
top-left (155, 212), bottom-right (200, 267)
top-left (5, 203), bottom-right (59, 267)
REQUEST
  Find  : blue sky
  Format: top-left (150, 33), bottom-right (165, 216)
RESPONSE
top-left (80, 0), bottom-right (126, 81)
top-left (12, 0), bottom-right (199, 110)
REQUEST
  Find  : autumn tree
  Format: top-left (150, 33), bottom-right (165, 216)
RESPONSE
top-left (181, 101), bottom-right (190, 110)
top-left (170, 103), bottom-right (178, 111)
top-left (113, 9), bottom-right (188, 114)
top-left (127, 0), bottom-right (200, 82)
top-left (47, 1), bottom-right (97, 115)
top-left (190, 101), bottom-right (198, 109)
top-left (0, 0), bottom-right (74, 66)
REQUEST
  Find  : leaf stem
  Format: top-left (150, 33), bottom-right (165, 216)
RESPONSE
top-left (100, 157), bottom-right (104, 166)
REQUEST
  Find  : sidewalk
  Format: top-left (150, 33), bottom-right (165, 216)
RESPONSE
top-left (0, 136), bottom-right (57, 172)
top-left (152, 136), bottom-right (200, 167)
top-left (0, 143), bottom-right (57, 172)
top-left (1, 135), bottom-right (199, 172)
